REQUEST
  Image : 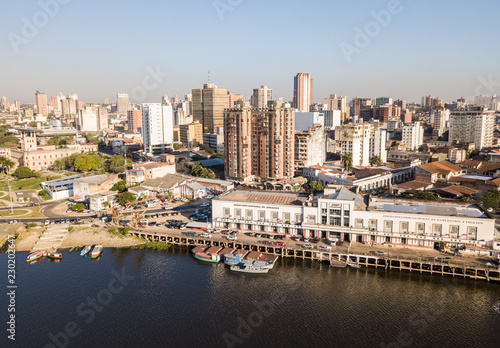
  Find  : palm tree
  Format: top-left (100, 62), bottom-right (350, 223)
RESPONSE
top-left (342, 153), bottom-right (353, 173)
top-left (370, 155), bottom-right (382, 167)
top-left (0, 156), bottom-right (14, 174)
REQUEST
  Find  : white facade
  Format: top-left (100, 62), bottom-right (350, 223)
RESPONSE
top-left (323, 110), bottom-right (341, 130)
top-left (336, 123), bottom-right (387, 167)
top-left (142, 102), bottom-right (174, 153)
top-left (294, 111), bottom-right (324, 131)
top-left (402, 121), bottom-right (424, 150)
top-left (77, 106), bottom-right (98, 132)
top-left (449, 108), bottom-right (495, 150)
top-left (212, 191), bottom-right (495, 248)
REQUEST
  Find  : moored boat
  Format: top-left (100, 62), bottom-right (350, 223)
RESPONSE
top-left (230, 263), bottom-right (269, 274)
top-left (47, 251), bottom-right (63, 260)
top-left (91, 244), bottom-right (103, 259)
top-left (253, 260), bottom-right (275, 269)
top-left (69, 246), bottom-right (75, 253)
top-left (26, 250), bottom-right (46, 263)
top-left (330, 260), bottom-right (347, 268)
top-left (347, 263), bottom-right (361, 268)
top-left (80, 245), bottom-right (92, 256)
top-left (193, 252), bottom-right (220, 263)
top-left (224, 253), bottom-right (243, 266)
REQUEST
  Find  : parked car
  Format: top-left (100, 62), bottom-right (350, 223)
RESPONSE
top-left (200, 203), bottom-right (210, 207)
top-left (375, 251), bottom-right (387, 256)
top-left (302, 243), bottom-right (313, 249)
top-left (317, 245), bottom-right (332, 251)
top-left (276, 241), bottom-right (285, 246)
top-left (226, 235), bottom-right (237, 241)
top-left (200, 233), bottom-right (212, 238)
top-left (454, 252), bottom-right (464, 257)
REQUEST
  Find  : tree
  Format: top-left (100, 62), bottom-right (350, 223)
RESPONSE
top-left (210, 153), bottom-right (224, 159)
top-left (201, 144), bottom-right (215, 154)
top-left (52, 160), bottom-right (64, 170)
top-left (190, 162), bottom-right (215, 178)
top-left (477, 189), bottom-right (500, 209)
top-left (0, 155), bottom-right (15, 174)
top-left (342, 153), bottom-right (353, 173)
top-left (13, 166), bottom-right (34, 179)
top-left (173, 143), bottom-right (183, 150)
top-left (370, 155), bottom-right (382, 167)
top-left (116, 192), bottom-right (136, 204)
top-left (72, 203), bottom-right (85, 211)
top-left (308, 180), bottom-right (323, 194)
top-left (84, 133), bottom-right (100, 145)
top-left (74, 154), bottom-right (101, 172)
top-left (103, 201), bottom-right (110, 208)
top-left (108, 154), bottom-right (125, 172)
top-left (111, 179), bottom-right (127, 192)
top-left (418, 144), bottom-right (428, 152)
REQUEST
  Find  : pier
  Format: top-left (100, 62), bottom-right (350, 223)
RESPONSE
top-left (129, 229), bottom-right (500, 282)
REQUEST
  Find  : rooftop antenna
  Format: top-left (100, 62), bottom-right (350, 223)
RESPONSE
top-left (208, 70), bottom-right (211, 84)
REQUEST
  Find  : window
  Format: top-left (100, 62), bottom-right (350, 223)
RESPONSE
top-left (258, 210), bottom-right (265, 221)
top-left (330, 216), bottom-right (341, 226)
top-left (343, 217), bottom-right (350, 227)
top-left (283, 212), bottom-right (290, 223)
top-left (295, 213), bottom-right (302, 223)
top-left (417, 223), bottom-right (425, 235)
top-left (449, 225), bottom-right (459, 238)
top-left (432, 224), bottom-right (442, 236)
top-left (343, 209), bottom-right (350, 216)
top-left (322, 216), bottom-right (327, 224)
top-left (466, 226), bottom-right (476, 240)
top-left (355, 218), bottom-right (363, 228)
top-left (400, 222), bottom-right (408, 233)
top-left (223, 208), bottom-right (230, 219)
top-left (369, 219), bottom-right (377, 231)
top-left (384, 220), bottom-right (392, 233)
top-left (330, 208), bottom-right (341, 216)
top-left (235, 209), bottom-right (241, 220)
top-left (272, 211), bottom-right (278, 222)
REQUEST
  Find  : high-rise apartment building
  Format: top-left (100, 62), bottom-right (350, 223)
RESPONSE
top-left (448, 107), bottom-right (495, 150)
top-left (117, 93), bottom-right (129, 115)
top-left (375, 97), bottom-right (393, 107)
top-left (192, 83), bottom-right (228, 133)
top-left (430, 104), bottom-right (450, 137)
top-left (351, 97), bottom-right (372, 116)
top-left (35, 90), bottom-right (48, 116)
top-left (127, 108), bottom-right (142, 132)
top-left (224, 101), bottom-right (295, 181)
top-left (142, 102), bottom-right (174, 154)
top-left (294, 124), bottom-right (326, 174)
top-left (252, 85), bottom-right (273, 108)
top-left (402, 121), bottom-right (424, 151)
top-left (322, 94), bottom-right (347, 122)
top-left (335, 122), bottom-right (387, 167)
top-left (77, 105), bottom-right (108, 131)
top-left (228, 93), bottom-right (245, 109)
top-left (293, 73), bottom-right (313, 112)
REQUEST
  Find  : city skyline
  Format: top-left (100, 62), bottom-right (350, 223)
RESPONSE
top-left (2, 0), bottom-right (500, 103)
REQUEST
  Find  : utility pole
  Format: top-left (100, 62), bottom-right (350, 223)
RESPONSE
top-left (7, 181), bottom-right (13, 214)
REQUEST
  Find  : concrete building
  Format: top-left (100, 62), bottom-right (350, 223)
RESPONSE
top-left (431, 105), bottom-right (450, 137)
top-left (35, 90), bottom-right (48, 116)
top-left (73, 174), bottom-right (120, 201)
top-left (402, 121), bottom-right (424, 150)
top-left (322, 94), bottom-right (347, 120)
top-left (448, 148), bottom-right (467, 163)
top-left (448, 107), bottom-right (495, 150)
top-left (179, 121), bottom-right (203, 145)
top-left (335, 122), bottom-right (387, 167)
top-left (293, 73), bottom-right (313, 112)
top-left (142, 102), bottom-right (174, 154)
top-left (41, 175), bottom-right (82, 200)
top-left (117, 93), bottom-right (129, 115)
top-left (125, 161), bottom-right (176, 185)
top-left (224, 101), bottom-right (295, 182)
top-left (323, 110), bottom-right (342, 130)
top-left (127, 108), bottom-right (142, 132)
top-left (192, 83), bottom-right (228, 133)
top-left (212, 190), bottom-right (495, 248)
top-left (294, 124), bottom-right (326, 174)
top-left (77, 105), bottom-right (108, 131)
top-left (203, 127), bottom-right (224, 153)
top-left (415, 160), bottom-right (462, 184)
top-left (252, 85), bottom-right (273, 108)
top-left (295, 111), bottom-right (324, 131)
top-left (375, 97), bottom-right (393, 106)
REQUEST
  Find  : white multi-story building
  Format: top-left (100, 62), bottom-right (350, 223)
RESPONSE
top-left (252, 85), bottom-right (273, 108)
top-left (212, 190), bottom-right (495, 248)
top-left (449, 107), bottom-right (495, 150)
top-left (294, 124), bottom-right (326, 174)
top-left (335, 122), bottom-right (387, 167)
top-left (117, 93), bottom-right (129, 115)
top-left (294, 111), bottom-right (324, 131)
top-left (402, 121), bottom-right (424, 151)
top-left (77, 106), bottom-right (98, 131)
top-left (323, 110), bottom-right (341, 130)
top-left (142, 102), bottom-right (174, 154)
top-left (430, 106), bottom-right (450, 137)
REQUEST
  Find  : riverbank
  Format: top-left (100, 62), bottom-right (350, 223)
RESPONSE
top-left (11, 224), bottom-right (143, 251)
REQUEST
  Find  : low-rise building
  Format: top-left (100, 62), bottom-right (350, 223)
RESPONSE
top-left (125, 161), bottom-right (176, 185)
top-left (415, 161), bottom-right (462, 183)
top-left (73, 174), bottom-right (120, 201)
top-left (41, 175), bottom-right (81, 200)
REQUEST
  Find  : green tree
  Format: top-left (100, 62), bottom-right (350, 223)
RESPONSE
top-left (342, 153), bottom-right (353, 173)
top-left (173, 143), bottom-right (183, 150)
top-left (108, 154), bottom-right (125, 172)
top-left (418, 144), bottom-right (429, 152)
top-left (13, 166), bottom-right (34, 179)
top-left (84, 133), bottom-right (100, 145)
top-left (308, 180), bottom-right (324, 194)
top-left (190, 162), bottom-right (215, 178)
top-left (103, 201), bottom-right (110, 208)
top-left (74, 154), bottom-right (100, 172)
top-left (201, 144), bottom-right (215, 154)
top-left (72, 203), bottom-right (86, 211)
top-left (370, 155), bottom-right (382, 167)
top-left (116, 192), bottom-right (136, 204)
top-left (52, 160), bottom-right (64, 170)
top-left (0, 155), bottom-right (15, 174)
top-left (477, 189), bottom-right (500, 209)
top-left (111, 179), bottom-right (127, 192)
top-left (210, 153), bottom-right (224, 159)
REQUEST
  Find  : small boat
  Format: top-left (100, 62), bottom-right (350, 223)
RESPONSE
top-left (26, 250), bottom-right (46, 263)
top-left (230, 263), bottom-right (269, 274)
top-left (80, 245), bottom-right (92, 256)
top-left (69, 246), bottom-right (75, 253)
top-left (47, 251), bottom-right (63, 260)
top-left (330, 260), bottom-right (347, 268)
top-left (224, 253), bottom-right (243, 266)
top-left (193, 251), bottom-right (220, 263)
top-left (347, 263), bottom-right (361, 268)
top-left (91, 245), bottom-right (103, 259)
top-left (253, 260), bottom-right (275, 270)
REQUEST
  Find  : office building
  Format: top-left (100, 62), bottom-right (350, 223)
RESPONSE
top-left (448, 107), bottom-right (495, 150)
top-left (293, 73), bottom-right (313, 112)
top-left (179, 121), bottom-right (203, 145)
top-left (295, 111), bottom-right (324, 131)
top-left (142, 102), bottom-right (174, 154)
top-left (323, 110), bottom-right (342, 130)
top-left (402, 121), bottom-right (424, 151)
top-left (35, 90), bottom-right (48, 116)
top-left (375, 97), bottom-right (393, 107)
top-left (77, 105), bottom-right (108, 131)
top-left (117, 93), bottom-right (129, 115)
top-left (203, 127), bottom-right (224, 153)
top-left (322, 94), bottom-right (347, 122)
top-left (224, 101), bottom-right (295, 182)
top-left (192, 83), bottom-right (228, 133)
top-left (252, 85), bottom-right (273, 108)
top-left (127, 108), bottom-right (142, 132)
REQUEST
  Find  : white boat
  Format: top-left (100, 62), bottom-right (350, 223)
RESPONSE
top-left (252, 260), bottom-right (275, 269)
top-left (230, 264), bottom-right (269, 274)
top-left (26, 250), bottom-right (46, 262)
top-left (347, 263), bottom-right (361, 268)
top-left (91, 245), bottom-right (103, 258)
top-left (80, 245), bottom-right (92, 256)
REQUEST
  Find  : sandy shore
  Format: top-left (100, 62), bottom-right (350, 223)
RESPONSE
top-left (13, 225), bottom-right (143, 252)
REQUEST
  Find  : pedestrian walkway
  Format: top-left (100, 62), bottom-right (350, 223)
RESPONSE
top-left (31, 223), bottom-right (69, 251)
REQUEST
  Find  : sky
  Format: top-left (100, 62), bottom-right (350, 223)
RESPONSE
top-left (1, 0), bottom-right (500, 105)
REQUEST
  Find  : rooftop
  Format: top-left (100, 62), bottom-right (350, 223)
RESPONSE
top-left (74, 174), bottom-right (112, 185)
top-left (217, 191), bottom-right (308, 205)
top-left (370, 200), bottom-right (487, 218)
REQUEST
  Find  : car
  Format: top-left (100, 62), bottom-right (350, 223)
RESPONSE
top-left (302, 243), bottom-right (313, 249)
top-left (200, 203), bottom-right (210, 207)
top-left (226, 235), bottom-right (237, 241)
top-left (303, 238), bottom-right (310, 243)
top-left (327, 240), bottom-right (337, 246)
top-left (317, 245), bottom-right (332, 251)
top-left (435, 256), bottom-right (453, 262)
top-left (213, 228), bottom-right (221, 233)
top-left (44, 220), bottom-right (50, 225)
top-left (200, 233), bottom-right (212, 238)
top-left (65, 219), bottom-right (70, 223)
top-left (375, 251), bottom-right (387, 256)
top-left (292, 236), bottom-right (301, 242)
top-left (8, 220), bottom-right (18, 224)
top-left (310, 238), bottom-right (319, 243)
top-left (156, 222), bottom-right (164, 226)
top-left (179, 225), bottom-right (186, 230)
top-left (454, 252), bottom-right (464, 257)
top-left (255, 233), bottom-right (262, 238)
top-left (186, 231), bottom-right (197, 237)
top-left (248, 232), bottom-right (256, 237)
top-left (148, 222), bottom-right (157, 226)
top-left (276, 241), bottom-right (285, 246)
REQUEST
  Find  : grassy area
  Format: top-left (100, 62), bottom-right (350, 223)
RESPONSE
top-left (0, 177), bottom-right (46, 192)
top-left (0, 209), bottom-right (29, 217)
top-left (0, 205), bottom-right (46, 218)
top-left (133, 241), bottom-right (172, 251)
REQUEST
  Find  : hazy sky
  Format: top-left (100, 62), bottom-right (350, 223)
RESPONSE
top-left (1, 0), bottom-right (500, 105)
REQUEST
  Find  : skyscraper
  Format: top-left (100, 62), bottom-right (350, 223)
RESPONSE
top-left (35, 90), bottom-right (48, 116)
top-left (142, 102), bottom-right (174, 154)
top-left (402, 122), bottom-right (424, 150)
top-left (117, 93), bottom-right (129, 115)
top-left (293, 73), bottom-right (313, 112)
top-left (448, 106), bottom-right (494, 150)
top-left (252, 85), bottom-right (273, 108)
top-left (192, 83), bottom-right (228, 133)
top-left (224, 101), bottom-right (295, 181)
top-left (127, 108), bottom-right (142, 132)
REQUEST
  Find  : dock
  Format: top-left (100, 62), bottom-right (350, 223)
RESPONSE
top-left (129, 230), bottom-right (500, 282)
top-left (31, 223), bottom-right (69, 252)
